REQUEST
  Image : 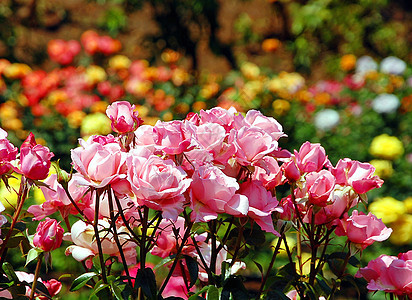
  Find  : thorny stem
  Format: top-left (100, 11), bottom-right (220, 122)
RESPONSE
top-left (290, 184), bottom-right (303, 275)
top-left (61, 183), bottom-right (86, 220)
top-left (113, 193), bottom-right (141, 244)
top-left (229, 225), bottom-right (244, 267)
top-left (158, 220), bottom-right (194, 295)
top-left (209, 220), bottom-right (218, 276)
top-left (107, 188), bottom-right (135, 299)
top-left (256, 232), bottom-right (284, 298)
top-left (0, 178), bottom-right (29, 265)
top-left (92, 189), bottom-right (108, 286)
top-left (216, 217), bottom-right (234, 253)
top-left (29, 253), bottom-right (43, 300)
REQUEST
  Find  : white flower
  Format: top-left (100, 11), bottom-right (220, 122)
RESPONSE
top-left (380, 56), bottom-right (406, 75)
top-left (314, 109), bottom-right (340, 131)
top-left (372, 94), bottom-right (400, 114)
top-left (356, 56), bottom-right (378, 75)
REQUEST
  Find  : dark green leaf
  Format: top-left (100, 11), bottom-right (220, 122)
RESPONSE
top-left (90, 283), bottom-right (111, 299)
top-left (154, 255), bottom-right (175, 270)
top-left (243, 228), bottom-right (265, 246)
top-left (14, 222), bottom-right (26, 232)
top-left (188, 286), bottom-right (211, 300)
top-left (266, 290), bottom-right (291, 300)
top-left (70, 272), bottom-right (98, 291)
top-left (185, 255), bottom-right (199, 288)
top-left (253, 261), bottom-right (264, 277)
top-left (111, 279), bottom-right (132, 300)
top-left (222, 276), bottom-right (249, 300)
top-left (316, 274), bottom-right (331, 294)
top-left (2, 263), bottom-right (19, 283)
top-left (135, 267), bottom-right (157, 300)
top-left (206, 286), bottom-right (219, 300)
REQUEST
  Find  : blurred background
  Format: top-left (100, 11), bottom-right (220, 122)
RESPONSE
top-left (1, 0), bottom-right (412, 298)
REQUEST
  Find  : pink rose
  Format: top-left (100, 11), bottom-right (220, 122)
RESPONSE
top-left (106, 101), bottom-right (142, 134)
top-left (282, 158), bottom-right (301, 182)
top-left (41, 279), bottom-right (62, 300)
top-left (0, 129), bottom-right (18, 175)
top-left (331, 158), bottom-right (384, 194)
top-left (234, 109), bottom-right (286, 141)
top-left (153, 120), bottom-right (196, 155)
top-left (28, 174), bottom-right (93, 220)
top-left (33, 218), bottom-right (64, 252)
top-left (71, 138), bottom-right (127, 188)
top-left (127, 154), bottom-right (191, 220)
top-left (189, 164), bottom-right (248, 222)
top-left (229, 126), bottom-right (278, 166)
top-left (18, 133), bottom-right (54, 180)
top-left (344, 210), bottom-right (392, 249)
top-left (238, 180), bottom-right (282, 235)
top-left (162, 276), bottom-right (193, 299)
top-left (385, 259), bottom-right (412, 295)
top-left (199, 107), bottom-right (237, 132)
top-left (252, 156), bottom-right (283, 189)
top-left (295, 142), bottom-right (329, 174)
top-left (305, 170), bottom-right (336, 207)
top-left (65, 219), bottom-right (137, 269)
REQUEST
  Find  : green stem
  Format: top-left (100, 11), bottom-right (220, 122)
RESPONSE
top-left (92, 189), bottom-right (108, 285)
top-left (29, 253), bottom-right (43, 300)
top-left (0, 178), bottom-right (29, 265)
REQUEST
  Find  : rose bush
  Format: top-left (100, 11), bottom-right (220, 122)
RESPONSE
top-left (0, 101), bottom-right (407, 300)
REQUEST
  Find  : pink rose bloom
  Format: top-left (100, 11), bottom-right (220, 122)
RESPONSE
top-left (252, 156), bottom-right (283, 189)
top-left (127, 154), bottom-right (191, 220)
top-left (295, 142), bottom-right (329, 174)
top-left (190, 164), bottom-right (248, 222)
top-left (229, 126), bottom-right (278, 166)
top-left (33, 218), bottom-right (64, 252)
top-left (71, 138), bottom-right (127, 188)
top-left (199, 107), bottom-right (237, 132)
top-left (40, 279), bottom-right (62, 300)
top-left (312, 186), bottom-right (359, 225)
top-left (0, 128), bottom-right (18, 175)
top-left (331, 158), bottom-right (384, 194)
top-left (344, 210), bottom-right (392, 249)
top-left (282, 158), bottom-right (301, 183)
top-left (162, 276), bottom-right (193, 299)
top-left (234, 109), bottom-right (286, 141)
top-left (152, 120), bottom-right (196, 155)
top-left (65, 219), bottom-right (137, 269)
top-left (305, 170), bottom-right (336, 207)
top-left (18, 133), bottom-right (54, 180)
top-left (238, 180), bottom-right (282, 235)
top-left (106, 101), bottom-right (142, 134)
top-left (28, 173), bottom-right (93, 221)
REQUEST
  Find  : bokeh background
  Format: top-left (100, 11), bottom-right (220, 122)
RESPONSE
top-left (1, 0), bottom-right (412, 298)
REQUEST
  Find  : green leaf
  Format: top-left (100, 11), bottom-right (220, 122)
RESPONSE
top-left (222, 276), bottom-right (249, 300)
top-left (25, 248), bottom-right (41, 267)
top-left (70, 272), bottom-right (98, 291)
top-left (90, 283), bottom-right (111, 299)
top-left (206, 286), bottom-right (219, 300)
top-left (243, 227), bottom-right (265, 246)
top-left (154, 255), bottom-right (175, 270)
top-left (2, 263), bottom-right (19, 283)
top-left (316, 274), bottom-right (331, 294)
top-left (266, 290), bottom-right (290, 300)
top-left (14, 222), bottom-right (26, 232)
top-left (111, 279), bottom-right (132, 300)
top-left (135, 267), bottom-right (157, 300)
top-left (253, 260), bottom-right (264, 277)
top-left (188, 285), bottom-right (211, 300)
top-left (185, 255), bottom-right (199, 288)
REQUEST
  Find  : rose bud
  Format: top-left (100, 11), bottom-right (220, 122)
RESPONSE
top-left (33, 218), bottom-right (64, 252)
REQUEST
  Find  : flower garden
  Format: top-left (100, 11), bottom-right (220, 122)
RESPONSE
top-left (0, 1), bottom-right (412, 299)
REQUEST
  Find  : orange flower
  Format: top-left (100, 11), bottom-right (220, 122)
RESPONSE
top-left (340, 54), bottom-right (356, 71)
top-left (262, 38), bottom-right (281, 53)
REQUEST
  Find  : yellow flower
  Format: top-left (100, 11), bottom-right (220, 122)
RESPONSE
top-left (272, 99), bottom-right (290, 116)
top-left (135, 105), bottom-right (149, 117)
top-left (192, 101), bottom-right (207, 112)
top-left (109, 55), bottom-right (131, 70)
top-left (404, 197), bottom-right (412, 214)
top-left (368, 196), bottom-right (406, 223)
top-left (0, 173), bottom-right (21, 209)
top-left (1, 118), bottom-right (23, 131)
top-left (262, 38), bottom-right (281, 53)
top-left (162, 111), bottom-right (173, 121)
top-left (340, 54), bottom-right (356, 71)
top-left (369, 160), bottom-right (393, 179)
top-left (85, 65), bottom-right (107, 85)
top-left (3, 63), bottom-right (32, 79)
top-left (67, 110), bottom-right (87, 128)
top-left (91, 101), bottom-right (109, 114)
top-left (369, 134), bottom-right (404, 160)
top-left (240, 62), bottom-right (260, 80)
top-left (389, 215), bottom-right (412, 245)
top-left (81, 112), bottom-right (112, 137)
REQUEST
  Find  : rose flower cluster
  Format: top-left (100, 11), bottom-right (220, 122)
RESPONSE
top-left (0, 101), bottom-right (401, 298)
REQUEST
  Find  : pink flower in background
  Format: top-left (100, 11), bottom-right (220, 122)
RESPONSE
top-left (238, 180), bottom-right (282, 235)
top-left (190, 164), bottom-right (248, 222)
top-left (332, 158), bottom-right (384, 194)
top-left (106, 101), bottom-right (142, 134)
top-left (47, 39), bottom-right (81, 65)
top-left (33, 218), bottom-right (64, 252)
top-left (18, 133), bottom-right (54, 180)
top-left (127, 154), bottom-right (191, 220)
top-left (295, 142), bottom-right (329, 174)
top-left (343, 210), bottom-right (392, 249)
top-left (0, 128), bottom-right (18, 176)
